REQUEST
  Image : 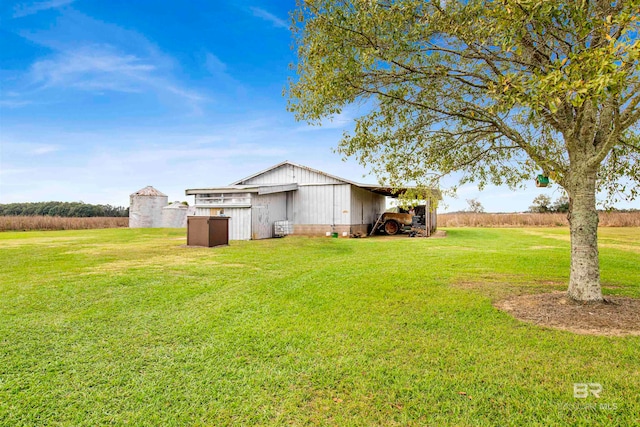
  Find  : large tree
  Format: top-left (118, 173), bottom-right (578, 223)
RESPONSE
top-left (288, 0), bottom-right (640, 302)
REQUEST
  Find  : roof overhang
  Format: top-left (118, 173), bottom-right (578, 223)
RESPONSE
top-left (355, 184), bottom-right (442, 200)
top-left (257, 183), bottom-right (298, 195)
top-left (185, 183), bottom-right (298, 196)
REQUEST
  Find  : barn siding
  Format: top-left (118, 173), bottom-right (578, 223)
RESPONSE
top-left (251, 193), bottom-right (288, 239)
top-left (293, 184), bottom-right (351, 225)
top-left (194, 207), bottom-right (251, 240)
top-left (334, 185), bottom-right (351, 225)
top-left (225, 208), bottom-right (251, 240)
top-left (240, 164), bottom-right (343, 185)
top-left (286, 191), bottom-right (295, 223)
top-left (349, 185), bottom-right (386, 225)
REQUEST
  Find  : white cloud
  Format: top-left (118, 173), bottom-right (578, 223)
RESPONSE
top-left (202, 51), bottom-right (244, 94)
top-left (30, 47), bottom-right (155, 90)
top-left (0, 140), bottom-right (63, 156)
top-left (13, 0), bottom-right (75, 18)
top-left (249, 7), bottom-right (288, 29)
top-left (455, 184), bottom-right (481, 196)
top-left (205, 52), bottom-right (228, 75)
top-left (0, 167), bottom-right (38, 177)
top-left (0, 99), bottom-right (33, 108)
top-left (30, 144), bottom-right (61, 155)
top-left (26, 45), bottom-right (207, 110)
top-left (9, 9), bottom-right (209, 112)
top-left (0, 117), bottom-right (370, 206)
top-left (0, 142), bottom-right (291, 205)
top-left (162, 84), bottom-right (207, 104)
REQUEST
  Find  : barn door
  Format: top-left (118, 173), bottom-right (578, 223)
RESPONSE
top-left (251, 205), bottom-right (271, 239)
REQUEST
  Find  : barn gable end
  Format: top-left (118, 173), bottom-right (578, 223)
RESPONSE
top-left (232, 162), bottom-right (346, 186)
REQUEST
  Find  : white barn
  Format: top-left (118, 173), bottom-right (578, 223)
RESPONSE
top-left (185, 161), bottom-right (437, 240)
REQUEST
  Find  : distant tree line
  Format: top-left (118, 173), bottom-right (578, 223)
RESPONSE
top-left (529, 195), bottom-right (569, 213)
top-left (529, 195), bottom-right (639, 214)
top-left (0, 202), bottom-right (129, 217)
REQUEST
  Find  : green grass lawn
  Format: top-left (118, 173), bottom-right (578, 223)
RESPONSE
top-left (0, 228), bottom-right (638, 426)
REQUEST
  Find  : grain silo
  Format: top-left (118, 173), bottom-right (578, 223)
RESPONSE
top-left (161, 202), bottom-right (189, 228)
top-left (129, 186), bottom-right (168, 228)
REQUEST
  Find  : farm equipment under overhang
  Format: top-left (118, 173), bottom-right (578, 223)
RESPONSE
top-left (371, 205), bottom-right (430, 236)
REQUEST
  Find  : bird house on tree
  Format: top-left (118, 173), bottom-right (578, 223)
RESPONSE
top-left (536, 175), bottom-right (550, 188)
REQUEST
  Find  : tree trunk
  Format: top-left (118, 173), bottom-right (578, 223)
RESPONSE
top-left (566, 170), bottom-right (603, 302)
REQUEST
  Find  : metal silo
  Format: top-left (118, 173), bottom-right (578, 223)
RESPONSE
top-left (129, 186), bottom-right (168, 228)
top-left (161, 202), bottom-right (189, 228)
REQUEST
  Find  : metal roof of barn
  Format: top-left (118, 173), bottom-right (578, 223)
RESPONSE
top-left (185, 161), bottom-right (441, 199)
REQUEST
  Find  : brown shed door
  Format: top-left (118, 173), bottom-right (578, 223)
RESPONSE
top-left (187, 216), bottom-right (229, 247)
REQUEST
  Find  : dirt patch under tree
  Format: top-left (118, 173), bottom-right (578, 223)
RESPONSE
top-left (495, 292), bottom-right (640, 336)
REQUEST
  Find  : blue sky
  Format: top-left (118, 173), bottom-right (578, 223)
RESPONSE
top-left (1, 1), bottom-right (635, 213)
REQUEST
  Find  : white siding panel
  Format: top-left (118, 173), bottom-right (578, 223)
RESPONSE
top-left (294, 184), bottom-right (351, 225)
top-left (350, 186), bottom-right (386, 225)
top-left (251, 206), bottom-right (270, 239)
top-left (242, 165), bottom-right (292, 185)
top-left (193, 207), bottom-right (250, 240)
top-left (251, 193), bottom-right (288, 239)
top-left (334, 184), bottom-right (351, 225)
top-left (242, 164), bottom-right (343, 185)
top-left (295, 186), bottom-right (326, 224)
top-left (225, 208), bottom-right (251, 240)
top-left (195, 207), bottom-right (210, 216)
top-left (286, 192), bottom-right (295, 222)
